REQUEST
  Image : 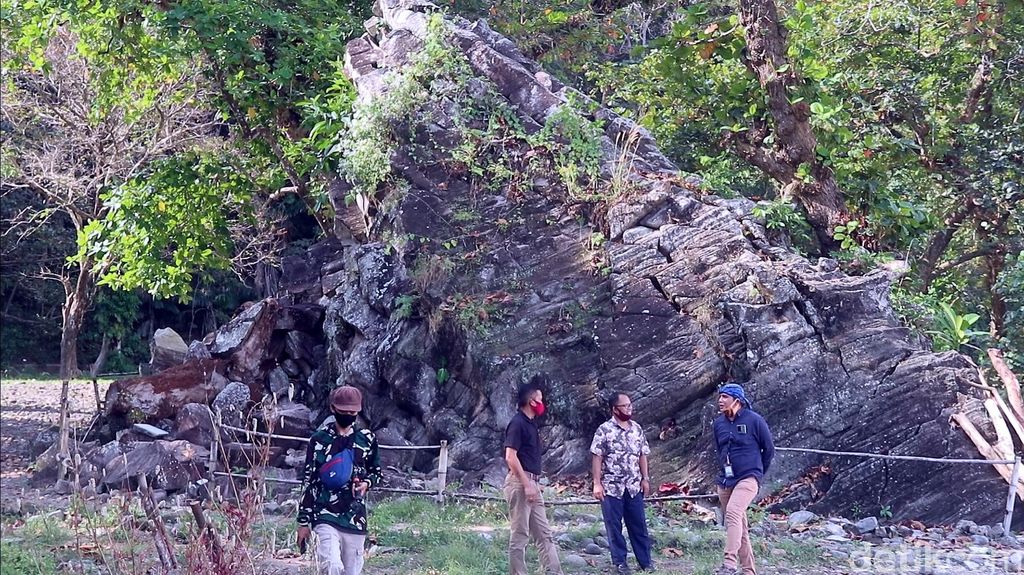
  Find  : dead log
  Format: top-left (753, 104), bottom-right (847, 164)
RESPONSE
top-left (990, 348), bottom-right (1024, 428)
top-left (977, 368), bottom-right (1024, 450)
top-left (951, 412), bottom-right (1024, 500)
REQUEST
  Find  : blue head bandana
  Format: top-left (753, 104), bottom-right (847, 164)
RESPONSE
top-left (719, 383), bottom-right (750, 408)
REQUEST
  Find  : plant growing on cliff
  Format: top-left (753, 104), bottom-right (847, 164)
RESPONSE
top-left (338, 13), bottom-right (473, 225)
top-left (532, 96), bottom-right (606, 201)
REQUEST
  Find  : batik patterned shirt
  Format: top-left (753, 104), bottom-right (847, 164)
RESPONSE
top-left (297, 425), bottom-right (381, 533)
top-left (590, 419), bottom-right (650, 498)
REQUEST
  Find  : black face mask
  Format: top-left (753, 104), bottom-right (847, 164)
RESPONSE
top-left (334, 412), bottom-right (358, 428)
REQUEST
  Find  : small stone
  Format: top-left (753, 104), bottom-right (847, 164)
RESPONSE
top-left (1007, 550), bottom-right (1024, 570)
top-left (563, 554), bottom-right (588, 569)
top-left (132, 423), bottom-right (170, 439)
top-left (787, 510), bottom-right (818, 529)
top-left (553, 509), bottom-right (572, 522)
top-left (822, 522), bottom-right (846, 538)
top-left (584, 543), bottom-right (603, 555)
top-left (854, 517), bottom-right (879, 534)
top-left (955, 519), bottom-right (979, 535)
top-left (595, 536), bottom-right (608, 548)
top-left (988, 524), bottom-right (1006, 539)
top-left (972, 535), bottom-right (991, 546)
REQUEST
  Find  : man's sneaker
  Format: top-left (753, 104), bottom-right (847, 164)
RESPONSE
top-left (638, 564), bottom-right (656, 572)
top-left (713, 567), bottom-right (737, 575)
top-left (614, 564), bottom-right (633, 575)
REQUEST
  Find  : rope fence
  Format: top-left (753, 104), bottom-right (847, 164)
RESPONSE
top-left (207, 413), bottom-right (1023, 536)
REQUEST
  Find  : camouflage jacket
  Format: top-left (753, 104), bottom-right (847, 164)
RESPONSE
top-left (590, 419), bottom-right (650, 498)
top-left (297, 425), bottom-right (381, 533)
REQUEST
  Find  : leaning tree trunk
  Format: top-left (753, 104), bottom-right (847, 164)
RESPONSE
top-left (57, 265), bottom-right (93, 468)
top-left (985, 249), bottom-right (1007, 339)
top-left (732, 0), bottom-right (850, 252)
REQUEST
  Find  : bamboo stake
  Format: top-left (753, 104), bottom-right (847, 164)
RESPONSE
top-left (436, 440), bottom-right (449, 502)
top-left (1005, 457), bottom-right (1022, 538)
top-left (189, 500), bottom-right (225, 562)
top-left (57, 380), bottom-right (71, 480)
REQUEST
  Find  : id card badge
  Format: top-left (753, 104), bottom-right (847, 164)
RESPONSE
top-left (737, 424), bottom-right (748, 434)
top-left (724, 464), bottom-right (735, 478)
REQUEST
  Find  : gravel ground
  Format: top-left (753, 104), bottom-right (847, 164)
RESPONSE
top-left (0, 379), bottom-right (109, 479)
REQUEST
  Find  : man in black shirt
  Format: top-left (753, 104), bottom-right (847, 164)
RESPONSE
top-left (504, 383), bottom-right (563, 575)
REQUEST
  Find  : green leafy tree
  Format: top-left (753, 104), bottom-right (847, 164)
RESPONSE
top-left (584, 0), bottom-right (1021, 347)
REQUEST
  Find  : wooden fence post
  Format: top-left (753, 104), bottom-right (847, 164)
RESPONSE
top-left (436, 440), bottom-right (448, 502)
top-left (91, 376), bottom-right (103, 413)
top-left (1005, 457), bottom-right (1022, 538)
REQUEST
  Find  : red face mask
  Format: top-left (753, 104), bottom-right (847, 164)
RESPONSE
top-left (614, 408), bottom-right (632, 422)
top-left (532, 400), bottom-right (546, 417)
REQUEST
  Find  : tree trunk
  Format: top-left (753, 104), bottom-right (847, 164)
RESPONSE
top-left (90, 334), bottom-right (111, 378)
top-left (796, 173), bottom-right (849, 252)
top-left (58, 265), bottom-right (93, 466)
top-left (920, 200), bottom-right (975, 291)
top-left (732, 0), bottom-right (849, 252)
top-left (985, 249), bottom-right (1007, 339)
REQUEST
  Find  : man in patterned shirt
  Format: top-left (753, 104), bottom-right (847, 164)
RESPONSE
top-left (591, 392), bottom-right (654, 574)
top-left (296, 385), bottom-right (382, 575)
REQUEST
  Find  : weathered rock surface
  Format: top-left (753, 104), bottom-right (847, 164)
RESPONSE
top-left (82, 0), bottom-right (1010, 526)
top-left (104, 359), bottom-right (227, 425)
top-left (100, 440), bottom-right (208, 491)
top-left (288, 0), bottom-right (1005, 525)
top-left (148, 327), bottom-right (188, 371)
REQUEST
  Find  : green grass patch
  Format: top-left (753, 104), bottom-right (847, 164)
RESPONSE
top-left (368, 496), bottom-right (510, 574)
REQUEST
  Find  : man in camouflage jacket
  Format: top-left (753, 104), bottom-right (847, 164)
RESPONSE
top-left (297, 386), bottom-right (382, 575)
top-left (591, 392), bottom-right (654, 574)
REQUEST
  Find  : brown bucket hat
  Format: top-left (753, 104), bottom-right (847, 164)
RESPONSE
top-left (330, 385), bottom-right (362, 412)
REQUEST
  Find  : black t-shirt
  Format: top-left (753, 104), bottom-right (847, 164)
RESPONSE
top-left (504, 411), bottom-right (542, 475)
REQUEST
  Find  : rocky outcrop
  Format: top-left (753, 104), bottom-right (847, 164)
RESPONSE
top-left (290, 0), bottom-right (1005, 525)
top-left (85, 0), bottom-right (1008, 525)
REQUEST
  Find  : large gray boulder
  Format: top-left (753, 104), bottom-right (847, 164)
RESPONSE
top-left (289, 0), bottom-right (1008, 526)
top-left (101, 440), bottom-right (208, 492)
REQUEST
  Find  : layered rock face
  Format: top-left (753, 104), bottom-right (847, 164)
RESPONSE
top-left (314, 0), bottom-right (1005, 524)
top-left (94, 0), bottom-right (1007, 525)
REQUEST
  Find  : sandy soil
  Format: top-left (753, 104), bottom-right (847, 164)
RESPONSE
top-left (0, 379), bottom-right (110, 480)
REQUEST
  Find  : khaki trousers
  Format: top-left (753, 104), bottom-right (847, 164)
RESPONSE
top-left (503, 473), bottom-right (563, 575)
top-left (718, 477), bottom-right (758, 575)
top-left (313, 523), bottom-right (365, 575)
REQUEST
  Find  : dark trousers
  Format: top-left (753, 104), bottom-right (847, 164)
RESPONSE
top-left (600, 490), bottom-right (652, 568)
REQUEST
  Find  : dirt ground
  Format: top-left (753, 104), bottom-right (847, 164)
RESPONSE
top-left (0, 379), bottom-right (109, 487)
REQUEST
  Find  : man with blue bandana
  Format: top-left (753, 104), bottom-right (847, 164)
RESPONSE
top-left (712, 383), bottom-right (774, 575)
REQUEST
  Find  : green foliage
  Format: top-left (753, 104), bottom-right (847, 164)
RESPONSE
top-left (336, 14), bottom-right (470, 209)
top-left (81, 153), bottom-right (252, 301)
top-left (831, 220), bottom-right (862, 251)
top-left (0, 538), bottom-right (59, 574)
top-left (394, 294), bottom-right (419, 320)
top-left (996, 253), bottom-right (1024, 368)
top-left (575, 0), bottom-right (1022, 356)
top-left (752, 199), bottom-right (813, 251)
top-left (532, 97), bottom-right (606, 200)
top-left (929, 302), bottom-right (986, 352)
top-left (879, 505), bottom-right (894, 520)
